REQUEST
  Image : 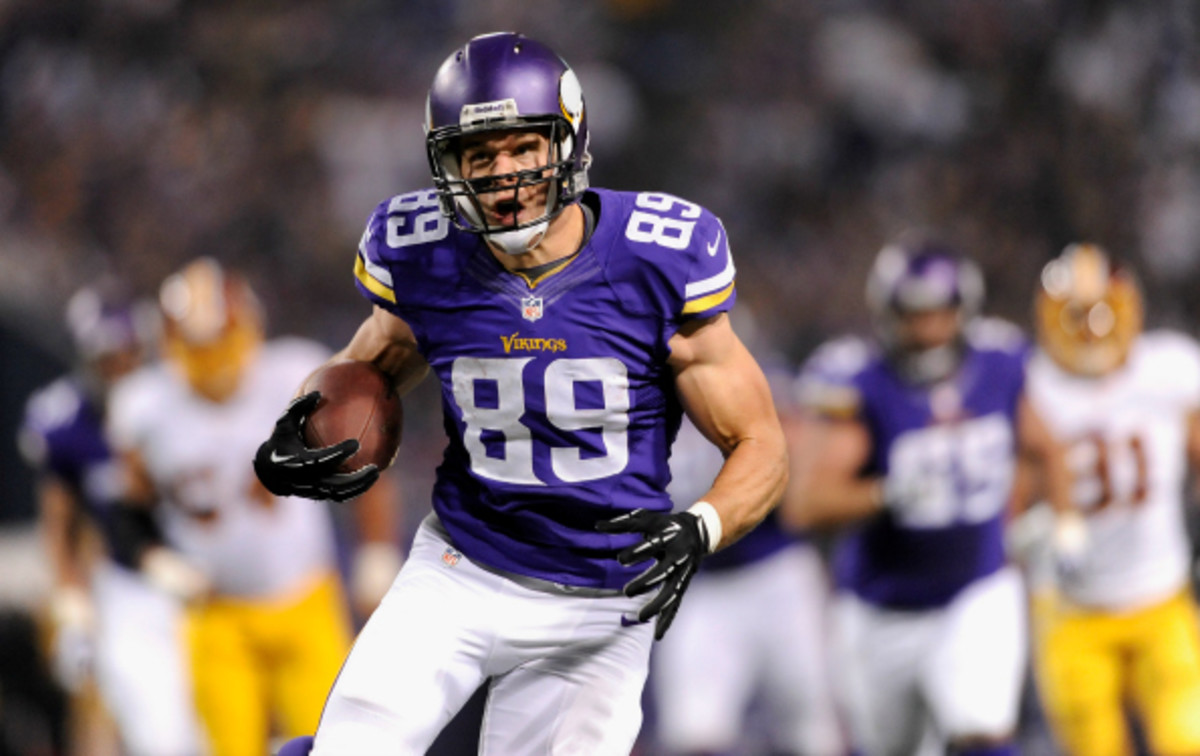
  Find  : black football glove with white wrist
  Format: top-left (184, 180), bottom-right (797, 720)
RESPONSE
top-left (253, 392), bottom-right (379, 503)
top-left (597, 508), bottom-right (712, 640)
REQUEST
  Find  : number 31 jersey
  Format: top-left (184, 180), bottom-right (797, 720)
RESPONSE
top-left (354, 188), bottom-right (736, 590)
top-left (1026, 331), bottom-right (1200, 609)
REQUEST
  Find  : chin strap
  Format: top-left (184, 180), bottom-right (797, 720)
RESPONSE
top-left (486, 219), bottom-right (550, 256)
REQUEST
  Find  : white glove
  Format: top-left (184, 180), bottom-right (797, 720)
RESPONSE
top-left (351, 543), bottom-right (403, 612)
top-left (1052, 510), bottom-right (1089, 582)
top-left (49, 587), bottom-right (95, 693)
top-left (880, 472), bottom-right (951, 527)
top-left (1005, 502), bottom-right (1057, 564)
top-left (141, 547), bottom-right (212, 603)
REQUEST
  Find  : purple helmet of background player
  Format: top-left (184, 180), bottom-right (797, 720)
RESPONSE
top-left (865, 232), bottom-right (985, 383)
top-left (64, 279), bottom-right (154, 394)
top-left (425, 32), bottom-right (590, 254)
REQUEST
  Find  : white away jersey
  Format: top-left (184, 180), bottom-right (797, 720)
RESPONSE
top-left (1025, 331), bottom-right (1200, 608)
top-left (108, 338), bottom-right (338, 598)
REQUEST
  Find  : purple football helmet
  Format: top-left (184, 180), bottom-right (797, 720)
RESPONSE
top-left (424, 32), bottom-right (590, 250)
top-left (865, 233), bottom-right (984, 383)
top-left (64, 280), bottom-right (150, 361)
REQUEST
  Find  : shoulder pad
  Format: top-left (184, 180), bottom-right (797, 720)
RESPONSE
top-left (22, 379), bottom-right (83, 438)
top-left (599, 190), bottom-right (736, 322)
top-left (1140, 329), bottom-right (1200, 362)
top-left (794, 337), bottom-right (872, 418)
top-left (106, 365), bottom-right (171, 452)
top-left (966, 317), bottom-right (1029, 355)
top-left (19, 380), bottom-right (81, 469)
top-left (262, 337), bottom-right (332, 370)
top-left (1138, 331), bottom-right (1200, 406)
top-left (354, 189), bottom-right (454, 309)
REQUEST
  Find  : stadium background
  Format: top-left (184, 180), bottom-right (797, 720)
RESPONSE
top-left (0, 1), bottom-right (1196, 753)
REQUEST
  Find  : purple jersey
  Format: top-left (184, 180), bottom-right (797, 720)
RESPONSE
top-left (355, 188), bottom-right (736, 589)
top-left (799, 321), bottom-right (1029, 608)
top-left (19, 377), bottom-right (124, 523)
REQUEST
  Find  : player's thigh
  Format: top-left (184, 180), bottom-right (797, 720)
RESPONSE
top-left (833, 592), bottom-right (929, 756)
top-left (1033, 600), bottom-right (1127, 756)
top-left (651, 571), bottom-right (756, 751)
top-left (92, 563), bottom-right (201, 756)
top-left (924, 567), bottom-right (1026, 741)
top-left (265, 574), bottom-right (352, 738)
top-left (312, 527), bottom-right (493, 755)
top-left (186, 602), bottom-right (268, 756)
top-left (1130, 592), bottom-right (1200, 755)
top-left (760, 546), bottom-right (845, 755)
top-left (482, 612), bottom-right (654, 756)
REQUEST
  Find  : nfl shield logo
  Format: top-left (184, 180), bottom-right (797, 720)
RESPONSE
top-left (521, 295), bottom-right (544, 322)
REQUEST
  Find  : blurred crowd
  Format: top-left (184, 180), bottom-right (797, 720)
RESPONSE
top-left (2, 0), bottom-right (1200, 356)
top-left (2, 0), bottom-right (1200, 754)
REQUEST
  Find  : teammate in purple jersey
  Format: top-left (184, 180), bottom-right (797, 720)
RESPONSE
top-left (651, 395), bottom-right (846, 756)
top-left (18, 283), bottom-right (203, 756)
top-left (784, 234), bottom-right (1070, 756)
top-left (254, 32), bottom-right (787, 755)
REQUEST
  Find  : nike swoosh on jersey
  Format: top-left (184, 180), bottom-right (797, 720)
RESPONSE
top-left (706, 229), bottom-right (722, 256)
top-left (269, 450), bottom-right (292, 463)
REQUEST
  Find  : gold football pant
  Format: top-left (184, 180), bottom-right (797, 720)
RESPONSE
top-left (186, 573), bottom-right (351, 756)
top-left (1034, 589), bottom-right (1200, 756)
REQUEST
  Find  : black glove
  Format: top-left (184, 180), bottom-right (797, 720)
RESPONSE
top-left (253, 392), bottom-right (379, 503)
top-left (597, 509), bottom-right (712, 640)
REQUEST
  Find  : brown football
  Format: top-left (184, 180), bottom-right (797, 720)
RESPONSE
top-left (301, 360), bottom-right (402, 472)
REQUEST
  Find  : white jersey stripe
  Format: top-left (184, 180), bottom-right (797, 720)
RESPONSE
top-left (685, 247), bottom-right (736, 300)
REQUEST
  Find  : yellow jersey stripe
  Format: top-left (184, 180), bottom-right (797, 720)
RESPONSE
top-left (682, 281), bottom-right (734, 315)
top-left (513, 255), bottom-right (579, 289)
top-left (354, 255), bottom-right (396, 304)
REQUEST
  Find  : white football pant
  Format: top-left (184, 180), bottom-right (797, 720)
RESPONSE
top-left (653, 543), bottom-right (846, 754)
top-left (313, 516), bottom-right (655, 755)
top-left (833, 566), bottom-right (1026, 756)
top-left (92, 559), bottom-right (203, 756)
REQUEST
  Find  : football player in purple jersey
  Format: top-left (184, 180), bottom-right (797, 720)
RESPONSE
top-left (18, 283), bottom-right (204, 756)
top-left (255, 31), bottom-right (788, 755)
top-left (784, 234), bottom-right (1071, 756)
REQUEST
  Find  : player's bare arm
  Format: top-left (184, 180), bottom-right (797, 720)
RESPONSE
top-left (1012, 392), bottom-right (1072, 517)
top-left (38, 478), bottom-right (90, 591)
top-left (345, 471), bottom-right (404, 617)
top-left (328, 306), bottom-right (430, 395)
top-left (781, 413), bottom-right (882, 530)
top-left (1185, 407), bottom-right (1200, 471)
top-left (667, 312), bottom-right (788, 547)
top-left (104, 448), bottom-right (212, 602)
top-left (599, 312), bottom-right (788, 641)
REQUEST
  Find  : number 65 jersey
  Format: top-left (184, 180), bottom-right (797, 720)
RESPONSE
top-left (798, 322), bottom-right (1029, 609)
top-left (354, 188), bottom-right (736, 591)
top-left (1025, 331), bottom-right (1200, 609)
